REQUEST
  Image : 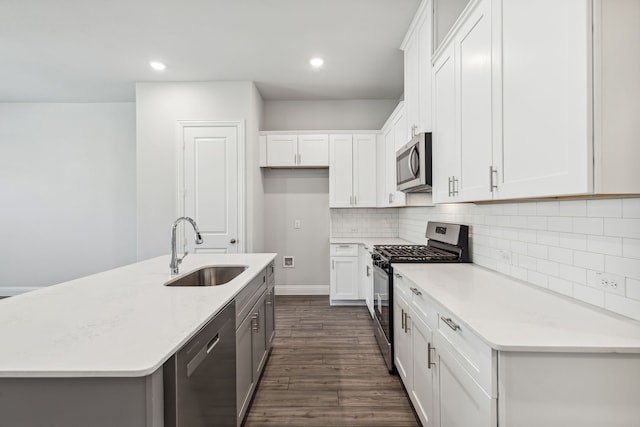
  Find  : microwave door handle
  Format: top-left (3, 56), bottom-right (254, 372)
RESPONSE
top-left (408, 146), bottom-right (418, 178)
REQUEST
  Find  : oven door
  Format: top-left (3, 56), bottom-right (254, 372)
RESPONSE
top-left (373, 262), bottom-right (394, 372)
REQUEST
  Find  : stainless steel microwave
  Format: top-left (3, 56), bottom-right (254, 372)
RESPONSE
top-left (396, 132), bottom-right (432, 192)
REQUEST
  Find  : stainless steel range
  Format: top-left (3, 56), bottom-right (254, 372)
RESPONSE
top-left (372, 221), bottom-right (470, 372)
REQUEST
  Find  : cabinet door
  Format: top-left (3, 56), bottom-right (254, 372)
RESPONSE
top-left (496, 0), bottom-right (591, 199)
top-left (329, 135), bottom-right (354, 207)
top-left (297, 134), bottom-right (329, 166)
top-left (265, 284), bottom-right (275, 346)
top-left (359, 246), bottom-right (374, 317)
top-left (432, 45), bottom-right (458, 203)
top-left (389, 111), bottom-right (407, 206)
top-left (252, 293), bottom-right (268, 379)
top-left (266, 135), bottom-right (297, 166)
top-left (236, 314), bottom-right (254, 421)
top-left (435, 336), bottom-right (496, 427)
top-left (393, 291), bottom-right (412, 388)
top-left (330, 256), bottom-right (359, 300)
top-left (418, 1), bottom-right (433, 133)
top-left (412, 312), bottom-right (436, 426)
top-left (456, 0), bottom-right (493, 202)
top-left (352, 134), bottom-right (377, 207)
top-left (405, 33), bottom-right (420, 138)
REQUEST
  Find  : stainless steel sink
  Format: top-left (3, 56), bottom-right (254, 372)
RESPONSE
top-left (165, 266), bottom-right (247, 287)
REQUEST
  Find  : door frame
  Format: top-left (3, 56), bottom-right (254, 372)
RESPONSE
top-left (175, 120), bottom-right (246, 253)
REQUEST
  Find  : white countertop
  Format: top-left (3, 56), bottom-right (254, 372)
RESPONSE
top-left (0, 253), bottom-right (276, 378)
top-left (330, 237), bottom-right (412, 249)
top-left (394, 263), bottom-right (640, 353)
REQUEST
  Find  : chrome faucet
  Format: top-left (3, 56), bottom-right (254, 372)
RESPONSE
top-left (170, 217), bottom-right (204, 275)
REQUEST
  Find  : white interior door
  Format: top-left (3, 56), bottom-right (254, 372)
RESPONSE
top-left (180, 122), bottom-right (242, 254)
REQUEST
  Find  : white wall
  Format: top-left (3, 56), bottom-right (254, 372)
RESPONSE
top-left (264, 169), bottom-right (329, 294)
top-left (262, 99), bottom-right (398, 131)
top-left (0, 103), bottom-right (136, 294)
top-left (398, 198), bottom-right (640, 321)
top-left (135, 82), bottom-right (264, 260)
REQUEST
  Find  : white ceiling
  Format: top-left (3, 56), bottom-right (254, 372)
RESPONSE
top-left (0, 0), bottom-right (421, 102)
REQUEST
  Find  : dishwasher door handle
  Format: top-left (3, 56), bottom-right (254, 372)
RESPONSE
top-left (187, 332), bottom-right (221, 377)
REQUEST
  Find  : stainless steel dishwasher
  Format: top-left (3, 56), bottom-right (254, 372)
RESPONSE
top-left (164, 300), bottom-right (236, 427)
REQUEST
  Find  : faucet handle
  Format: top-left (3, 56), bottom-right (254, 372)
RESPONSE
top-left (178, 251), bottom-right (189, 264)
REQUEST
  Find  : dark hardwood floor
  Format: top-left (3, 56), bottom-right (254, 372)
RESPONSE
top-left (243, 295), bottom-right (420, 427)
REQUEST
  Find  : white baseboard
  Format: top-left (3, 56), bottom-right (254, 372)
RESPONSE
top-left (274, 284), bottom-right (329, 295)
top-left (0, 287), bottom-right (43, 297)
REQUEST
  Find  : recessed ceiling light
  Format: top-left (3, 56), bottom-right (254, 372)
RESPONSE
top-left (310, 57), bottom-right (324, 68)
top-left (149, 61), bottom-right (166, 71)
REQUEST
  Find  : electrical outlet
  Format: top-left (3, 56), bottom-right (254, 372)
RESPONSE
top-left (294, 220), bottom-right (301, 229)
top-left (601, 279), bottom-right (618, 289)
top-left (498, 250), bottom-right (511, 264)
top-left (591, 271), bottom-right (624, 293)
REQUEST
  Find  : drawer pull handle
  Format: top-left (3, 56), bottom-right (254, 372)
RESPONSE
top-left (410, 287), bottom-right (422, 296)
top-left (441, 316), bottom-right (461, 332)
top-left (427, 342), bottom-right (436, 369)
top-left (394, 273), bottom-right (402, 279)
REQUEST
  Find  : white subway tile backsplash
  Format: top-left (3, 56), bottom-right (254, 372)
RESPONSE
top-left (627, 278), bottom-right (640, 301)
top-left (574, 251), bottom-right (605, 271)
top-left (537, 231), bottom-right (560, 247)
top-left (536, 201), bottom-right (560, 216)
top-left (604, 218), bottom-right (640, 239)
top-left (537, 259), bottom-right (559, 276)
top-left (528, 271), bottom-right (549, 288)
top-left (587, 199), bottom-right (622, 218)
top-left (586, 235), bottom-right (623, 256)
top-left (527, 243), bottom-right (548, 259)
top-left (558, 200), bottom-right (587, 217)
top-left (605, 256), bottom-right (640, 280)
top-left (527, 216), bottom-right (548, 230)
top-left (518, 255), bottom-right (538, 271)
top-left (548, 247), bottom-right (573, 264)
top-left (559, 264), bottom-right (587, 284)
top-left (622, 238), bottom-right (640, 259)
top-left (559, 233), bottom-right (587, 250)
top-left (622, 198), bottom-right (640, 218)
top-left (398, 197), bottom-right (640, 320)
top-left (518, 202), bottom-right (537, 216)
top-left (548, 216), bottom-right (572, 232)
top-left (573, 284), bottom-right (605, 307)
top-left (330, 208), bottom-right (399, 238)
top-left (572, 217), bottom-right (604, 235)
top-left (604, 294), bottom-right (640, 321)
top-left (548, 277), bottom-right (573, 296)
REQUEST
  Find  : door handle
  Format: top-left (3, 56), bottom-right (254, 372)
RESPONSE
top-left (428, 342), bottom-right (436, 369)
top-left (230, 238), bottom-right (237, 244)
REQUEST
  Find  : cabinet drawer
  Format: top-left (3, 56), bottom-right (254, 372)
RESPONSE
top-left (330, 244), bottom-right (358, 257)
top-left (409, 286), bottom-right (439, 331)
top-left (235, 270), bottom-right (267, 328)
top-left (437, 309), bottom-right (496, 397)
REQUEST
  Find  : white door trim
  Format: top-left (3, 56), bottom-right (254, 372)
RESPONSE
top-left (175, 120), bottom-right (246, 253)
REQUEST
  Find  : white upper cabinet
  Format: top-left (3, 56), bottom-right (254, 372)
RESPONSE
top-left (402, 0), bottom-right (434, 138)
top-left (260, 134), bottom-right (329, 167)
top-left (431, 0), bottom-right (640, 202)
top-left (329, 134), bottom-right (377, 208)
top-left (378, 102), bottom-right (407, 207)
top-left (494, 0), bottom-right (591, 199)
top-left (297, 134), bottom-right (330, 167)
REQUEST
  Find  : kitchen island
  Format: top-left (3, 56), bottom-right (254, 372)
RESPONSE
top-left (0, 253), bottom-right (276, 427)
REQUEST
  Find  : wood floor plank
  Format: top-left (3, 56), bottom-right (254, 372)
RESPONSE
top-left (243, 296), bottom-right (420, 427)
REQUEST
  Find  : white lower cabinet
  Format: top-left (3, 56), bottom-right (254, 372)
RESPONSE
top-left (394, 274), bottom-right (494, 427)
top-left (330, 244), bottom-right (359, 304)
top-left (359, 245), bottom-right (374, 317)
top-left (394, 278), bottom-right (437, 426)
top-left (435, 334), bottom-right (496, 427)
